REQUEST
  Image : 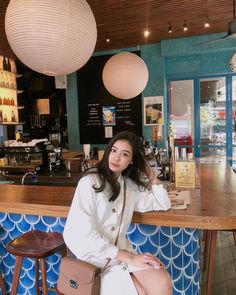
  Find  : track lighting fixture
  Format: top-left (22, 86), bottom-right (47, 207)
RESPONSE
top-left (168, 22), bottom-right (172, 33)
top-left (183, 20), bottom-right (188, 32)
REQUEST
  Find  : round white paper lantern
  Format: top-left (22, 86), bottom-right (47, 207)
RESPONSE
top-left (102, 52), bottom-right (149, 99)
top-left (5, 0), bottom-right (97, 76)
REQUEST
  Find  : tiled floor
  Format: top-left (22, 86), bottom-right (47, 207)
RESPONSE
top-left (201, 231), bottom-right (236, 295)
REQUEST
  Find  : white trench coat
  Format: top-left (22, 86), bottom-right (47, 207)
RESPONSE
top-left (63, 174), bottom-right (171, 295)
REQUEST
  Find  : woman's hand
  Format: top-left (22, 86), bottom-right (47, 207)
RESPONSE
top-left (116, 250), bottom-right (163, 269)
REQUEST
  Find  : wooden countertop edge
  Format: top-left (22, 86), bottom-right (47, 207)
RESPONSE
top-left (1, 201), bottom-right (236, 230)
top-left (132, 212), bottom-right (236, 230)
top-left (0, 202), bottom-right (70, 218)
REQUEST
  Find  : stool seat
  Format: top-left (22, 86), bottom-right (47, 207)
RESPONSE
top-left (7, 230), bottom-right (65, 258)
top-left (6, 230), bottom-right (66, 295)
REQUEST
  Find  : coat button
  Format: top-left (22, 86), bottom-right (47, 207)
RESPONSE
top-left (112, 208), bottom-right (116, 213)
top-left (111, 226), bottom-right (115, 231)
top-left (122, 266), bottom-right (127, 271)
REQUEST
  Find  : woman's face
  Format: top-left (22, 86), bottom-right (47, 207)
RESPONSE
top-left (108, 139), bottom-right (133, 178)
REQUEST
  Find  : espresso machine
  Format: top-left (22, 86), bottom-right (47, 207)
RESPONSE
top-left (0, 140), bottom-right (49, 174)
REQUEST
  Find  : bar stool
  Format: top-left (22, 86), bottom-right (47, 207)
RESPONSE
top-left (0, 269), bottom-right (7, 295)
top-left (0, 225), bottom-right (7, 295)
top-left (6, 230), bottom-right (66, 295)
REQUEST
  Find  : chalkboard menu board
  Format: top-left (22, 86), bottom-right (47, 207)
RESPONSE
top-left (77, 52), bottom-right (142, 144)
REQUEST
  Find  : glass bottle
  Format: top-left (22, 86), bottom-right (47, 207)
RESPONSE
top-left (2, 57), bottom-right (7, 71)
top-left (0, 71), bottom-right (5, 87)
top-left (7, 58), bottom-right (11, 72)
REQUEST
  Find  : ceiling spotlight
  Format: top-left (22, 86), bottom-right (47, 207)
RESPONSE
top-left (183, 20), bottom-right (188, 32)
top-left (144, 30), bottom-right (150, 38)
top-left (204, 17), bottom-right (210, 28)
top-left (105, 34), bottom-right (110, 43)
top-left (168, 22), bottom-right (172, 33)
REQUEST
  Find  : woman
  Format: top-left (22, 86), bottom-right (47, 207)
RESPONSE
top-left (63, 131), bottom-right (172, 295)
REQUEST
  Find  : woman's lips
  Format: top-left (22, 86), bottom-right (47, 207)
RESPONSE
top-left (110, 162), bottom-right (119, 168)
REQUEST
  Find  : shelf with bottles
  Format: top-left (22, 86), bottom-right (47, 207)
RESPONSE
top-left (0, 108), bottom-right (19, 124)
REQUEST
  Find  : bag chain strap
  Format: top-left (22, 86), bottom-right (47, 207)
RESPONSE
top-left (101, 179), bottom-right (127, 273)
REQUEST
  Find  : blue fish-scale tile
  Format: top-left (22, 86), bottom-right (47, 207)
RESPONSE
top-left (159, 226), bottom-right (171, 236)
top-left (127, 228), bottom-right (147, 246)
top-left (47, 270), bottom-right (59, 285)
top-left (138, 238), bottom-right (158, 255)
top-left (24, 214), bottom-right (40, 224)
top-left (171, 264), bottom-right (182, 282)
top-left (159, 241), bottom-right (171, 259)
top-left (8, 213), bottom-right (23, 223)
top-left (47, 253), bottom-right (61, 265)
top-left (0, 212), bottom-right (7, 222)
top-left (149, 231), bottom-right (167, 247)
top-left (32, 219), bottom-right (49, 231)
top-left (59, 217), bottom-right (66, 227)
top-left (170, 227), bottom-right (182, 237)
top-left (173, 273), bottom-right (185, 293)
top-left (2, 218), bottom-right (15, 231)
top-left (137, 224), bottom-right (158, 235)
top-left (16, 220), bottom-right (31, 233)
top-left (41, 216), bottom-right (58, 226)
top-left (50, 223), bottom-right (64, 233)
top-left (3, 253), bottom-right (15, 268)
top-left (127, 223), bottom-right (136, 234)
top-left (9, 227), bottom-right (27, 240)
top-left (22, 258), bottom-right (34, 271)
top-left (19, 272), bottom-right (35, 289)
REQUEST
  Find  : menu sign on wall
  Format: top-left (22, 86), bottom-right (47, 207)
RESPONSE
top-left (78, 53), bottom-right (142, 144)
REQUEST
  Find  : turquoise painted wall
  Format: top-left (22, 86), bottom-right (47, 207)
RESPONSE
top-left (66, 32), bottom-right (236, 150)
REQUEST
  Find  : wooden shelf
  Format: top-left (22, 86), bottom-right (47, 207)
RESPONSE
top-left (0, 105), bottom-right (24, 109)
top-left (0, 121), bottom-right (24, 125)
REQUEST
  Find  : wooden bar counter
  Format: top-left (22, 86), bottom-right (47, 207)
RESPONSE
top-left (0, 160), bottom-right (235, 295)
top-left (0, 161), bottom-right (236, 230)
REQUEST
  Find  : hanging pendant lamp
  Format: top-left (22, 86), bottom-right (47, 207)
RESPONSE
top-left (102, 51), bottom-right (149, 100)
top-left (5, 0), bottom-right (97, 76)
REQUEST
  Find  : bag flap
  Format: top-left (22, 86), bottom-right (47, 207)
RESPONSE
top-left (59, 256), bottom-right (101, 285)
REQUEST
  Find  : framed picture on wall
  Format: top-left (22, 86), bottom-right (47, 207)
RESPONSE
top-left (143, 96), bottom-right (164, 126)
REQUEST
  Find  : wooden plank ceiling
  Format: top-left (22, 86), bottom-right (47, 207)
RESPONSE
top-left (0, 0), bottom-right (235, 60)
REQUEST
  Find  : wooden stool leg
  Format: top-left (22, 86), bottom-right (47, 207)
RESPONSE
top-left (40, 258), bottom-right (48, 295)
top-left (35, 259), bottom-right (39, 295)
top-left (10, 256), bottom-right (23, 295)
top-left (233, 231), bottom-right (236, 245)
top-left (202, 230), bottom-right (210, 271)
top-left (0, 271), bottom-right (7, 295)
top-left (206, 230), bottom-right (217, 295)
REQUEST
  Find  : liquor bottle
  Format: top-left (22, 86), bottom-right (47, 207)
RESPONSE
top-left (2, 57), bottom-right (7, 71)
top-left (4, 72), bottom-right (9, 88)
top-left (0, 110), bottom-right (2, 123)
top-left (0, 71), bottom-right (5, 87)
top-left (7, 58), bottom-right (11, 72)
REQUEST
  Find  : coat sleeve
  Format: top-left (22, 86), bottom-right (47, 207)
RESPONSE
top-left (133, 183), bottom-right (171, 212)
top-left (63, 176), bottom-right (119, 260)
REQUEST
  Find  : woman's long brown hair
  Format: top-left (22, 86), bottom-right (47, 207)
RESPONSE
top-left (82, 131), bottom-right (151, 201)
